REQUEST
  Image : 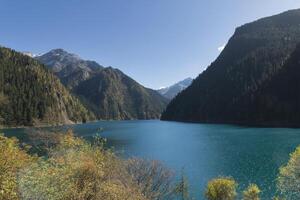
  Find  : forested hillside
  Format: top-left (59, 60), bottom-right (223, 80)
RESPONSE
top-left (162, 9), bottom-right (300, 126)
top-left (232, 44), bottom-right (300, 126)
top-left (73, 67), bottom-right (168, 120)
top-left (37, 49), bottom-right (168, 120)
top-left (0, 47), bottom-right (94, 127)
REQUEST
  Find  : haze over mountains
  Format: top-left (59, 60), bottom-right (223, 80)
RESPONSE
top-left (157, 78), bottom-right (193, 99)
top-left (36, 49), bottom-right (168, 120)
top-left (162, 9), bottom-right (300, 126)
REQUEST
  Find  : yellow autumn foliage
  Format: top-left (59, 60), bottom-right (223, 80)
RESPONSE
top-left (205, 177), bottom-right (237, 200)
top-left (0, 131), bottom-right (174, 200)
top-left (277, 146), bottom-right (300, 200)
top-left (242, 184), bottom-right (260, 200)
top-left (0, 134), bottom-right (34, 200)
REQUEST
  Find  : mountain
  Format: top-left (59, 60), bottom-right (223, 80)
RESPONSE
top-left (161, 9), bottom-right (300, 126)
top-left (234, 44), bottom-right (300, 126)
top-left (36, 49), bottom-right (104, 89)
top-left (157, 78), bottom-right (193, 99)
top-left (36, 49), bottom-right (168, 120)
top-left (0, 47), bottom-right (94, 127)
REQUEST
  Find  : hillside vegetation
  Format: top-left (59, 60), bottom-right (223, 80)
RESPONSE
top-left (73, 67), bottom-right (168, 120)
top-left (162, 9), bottom-right (300, 126)
top-left (36, 49), bottom-right (168, 120)
top-left (0, 47), bottom-right (94, 127)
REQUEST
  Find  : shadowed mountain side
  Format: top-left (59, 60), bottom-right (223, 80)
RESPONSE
top-left (162, 9), bottom-right (300, 126)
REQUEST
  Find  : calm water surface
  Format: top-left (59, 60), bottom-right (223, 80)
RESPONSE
top-left (2, 120), bottom-right (300, 199)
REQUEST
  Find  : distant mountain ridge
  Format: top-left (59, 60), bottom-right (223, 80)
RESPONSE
top-left (0, 47), bottom-right (94, 127)
top-left (162, 9), bottom-right (300, 126)
top-left (36, 49), bottom-right (168, 120)
top-left (157, 78), bottom-right (193, 99)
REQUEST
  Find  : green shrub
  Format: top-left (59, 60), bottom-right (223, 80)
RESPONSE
top-left (277, 146), bottom-right (300, 200)
top-left (0, 134), bottom-right (34, 200)
top-left (242, 184), bottom-right (260, 200)
top-left (205, 177), bottom-right (237, 200)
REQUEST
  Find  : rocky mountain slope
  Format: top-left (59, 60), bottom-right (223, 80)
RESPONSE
top-left (36, 49), bottom-right (168, 120)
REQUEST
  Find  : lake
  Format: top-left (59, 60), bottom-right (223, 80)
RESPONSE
top-left (2, 120), bottom-right (300, 199)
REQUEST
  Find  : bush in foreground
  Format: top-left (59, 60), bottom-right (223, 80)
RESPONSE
top-left (1, 131), bottom-right (176, 200)
top-left (242, 184), bottom-right (260, 200)
top-left (0, 134), bottom-right (34, 200)
top-left (277, 146), bottom-right (300, 200)
top-left (205, 177), bottom-right (237, 200)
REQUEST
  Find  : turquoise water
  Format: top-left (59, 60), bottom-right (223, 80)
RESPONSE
top-left (2, 120), bottom-right (300, 199)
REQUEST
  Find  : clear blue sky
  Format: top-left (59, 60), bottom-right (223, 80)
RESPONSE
top-left (1, 0), bottom-right (300, 89)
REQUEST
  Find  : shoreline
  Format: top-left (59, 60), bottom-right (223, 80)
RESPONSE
top-left (160, 118), bottom-right (300, 129)
top-left (0, 121), bottom-right (83, 130)
top-left (0, 119), bottom-right (161, 130)
top-left (3, 119), bottom-right (300, 130)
